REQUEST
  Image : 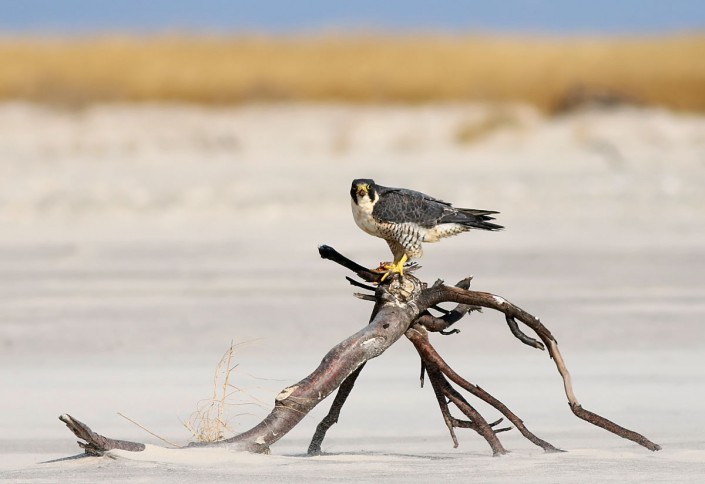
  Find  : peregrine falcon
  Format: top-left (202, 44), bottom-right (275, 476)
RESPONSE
top-left (350, 179), bottom-right (502, 279)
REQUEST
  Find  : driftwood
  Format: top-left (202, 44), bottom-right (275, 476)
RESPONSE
top-left (59, 414), bottom-right (145, 455)
top-left (59, 244), bottom-right (661, 456)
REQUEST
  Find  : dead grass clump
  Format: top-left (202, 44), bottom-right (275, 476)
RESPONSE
top-left (182, 341), bottom-right (250, 443)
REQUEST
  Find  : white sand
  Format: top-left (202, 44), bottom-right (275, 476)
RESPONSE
top-left (0, 103), bottom-right (704, 482)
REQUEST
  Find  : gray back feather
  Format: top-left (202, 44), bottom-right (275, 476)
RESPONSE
top-left (372, 184), bottom-right (502, 231)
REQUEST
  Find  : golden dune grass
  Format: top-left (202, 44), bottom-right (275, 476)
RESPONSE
top-left (0, 34), bottom-right (703, 112)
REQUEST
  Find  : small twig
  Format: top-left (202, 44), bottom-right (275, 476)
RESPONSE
top-left (117, 413), bottom-right (180, 448)
top-left (486, 417), bottom-right (513, 433)
top-left (430, 305), bottom-right (451, 315)
top-left (506, 315), bottom-right (545, 350)
top-left (346, 276), bottom-right (376, 292)
top-left (431, 279), bottom-right (444, 289)
top-left (449, 416), bottom-right (512, 433)
top-left (417, 278), bottom-right (479, 333)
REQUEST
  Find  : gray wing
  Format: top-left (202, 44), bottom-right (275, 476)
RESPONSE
top-left (373, 185), bottom-right (503, 231)
top-left (371, 187), bottom-right (447, 228)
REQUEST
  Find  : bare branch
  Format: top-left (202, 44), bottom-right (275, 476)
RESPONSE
top-left (318, 244), bottom-right (382, 282)
top-left (547, 338), bottom-right (662, 451)
top-left (57, 246), bottom-right (660, 458)
top-left (346, 276), bottom-right (376, 292)
top-left (59, 414), bottom-right (145, 455)
top-left (407, 324), bottom-right (561, 452)
top-left (417, 278), bottom-right (480, 332)
top-left (438, 372), bottom-right (507, 456)
top-left (195, 275), bottom-right (425, 452)
top-left (506, 315), bottom-right (545, 350)
top-left (423, 285), bottom-right (661, 452)
top-left (308, 363), bottom-right (366, 455)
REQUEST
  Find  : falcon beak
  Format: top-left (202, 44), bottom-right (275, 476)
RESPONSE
top-left (357, 185), bottom-right (369, 198)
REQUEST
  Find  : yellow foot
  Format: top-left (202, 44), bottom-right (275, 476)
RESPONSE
top-left (378, 255), bottom-right (408, 282)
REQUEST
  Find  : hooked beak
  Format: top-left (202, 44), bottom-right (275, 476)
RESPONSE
top-left (356, 185), bottom-right (369, 198)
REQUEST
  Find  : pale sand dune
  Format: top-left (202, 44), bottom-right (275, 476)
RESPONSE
top-left (0, 103), bottom-right (703, 481)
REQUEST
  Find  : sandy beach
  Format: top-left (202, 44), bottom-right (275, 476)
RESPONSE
top-left (1, 103), bottom-right (704, 482)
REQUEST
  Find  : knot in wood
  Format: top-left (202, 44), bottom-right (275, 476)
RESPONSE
top-left (386, 274), bottom-right (422, 306)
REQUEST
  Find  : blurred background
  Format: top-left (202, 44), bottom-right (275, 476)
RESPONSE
top-left (2, 1), bottom-right (705, 109)
top-left (0, 1), bottom-right (703, 241)
top-left (1, 1), bottom-right (705, 476)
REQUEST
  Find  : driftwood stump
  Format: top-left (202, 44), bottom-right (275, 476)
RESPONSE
top-left (60, 245), bottom-right (661, 456)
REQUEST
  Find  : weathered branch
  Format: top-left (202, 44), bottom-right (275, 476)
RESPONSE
top-left (307, 278), bottom-right (481, 454)
top-left (319, 244), bottom-right (382, 283)
top-left (193, 275), bottom-right (425, 453)
top-left (416, 337), bottom-right (507, 455)
top-left (307, 269), bottom-right (385, 455)
top-left (307, 363), bottom-right (366, 455)
top-left (58, 245), bottom-right (660, 458)
top-left (505, 315), bottom-right (545, 350)
top-left (406, 325), bottom-right (562, 453)
top-left (423, 285), bottom-right (661, 452)
top-left (59, 414), bottom-right (145, 455)
top-left (415, 277), bottom-right (480, 333)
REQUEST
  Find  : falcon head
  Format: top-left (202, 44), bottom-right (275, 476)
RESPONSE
top-left (350, 179), bottom-right (378, 206)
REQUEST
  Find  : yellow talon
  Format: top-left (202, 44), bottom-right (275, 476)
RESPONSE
top-left (379, 254), bottom-right (408, 282)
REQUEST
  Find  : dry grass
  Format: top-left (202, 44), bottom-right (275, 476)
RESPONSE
top-left (182, 341), bottom-right (262, 443)
top-left (0, 34), bottom-right (704, 112)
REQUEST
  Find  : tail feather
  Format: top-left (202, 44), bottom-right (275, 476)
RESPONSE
top-left (441, 208), bottom-right (504, 231)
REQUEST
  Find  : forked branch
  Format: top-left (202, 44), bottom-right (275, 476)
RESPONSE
top-left (58, 245), bottom-right (660, 458)
top-left (312, 246), bottom-right (660, 453)
top-left (421, 284), bottom-right (662, 452)
top-left (407, 324), bottom-right (561, 453)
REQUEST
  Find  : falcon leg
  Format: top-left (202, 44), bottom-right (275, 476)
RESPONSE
top-left (381, 254), bottom-right (408, 281)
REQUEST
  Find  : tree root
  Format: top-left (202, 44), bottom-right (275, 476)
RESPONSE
top-left (309, 246), bottom-right (660, 454)
top-left (422, 283), bottom-right (661, 452)
top-left (406, 324), bottom-right (562, 453)
top-left (58, 244), bottom-right (660, 457)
